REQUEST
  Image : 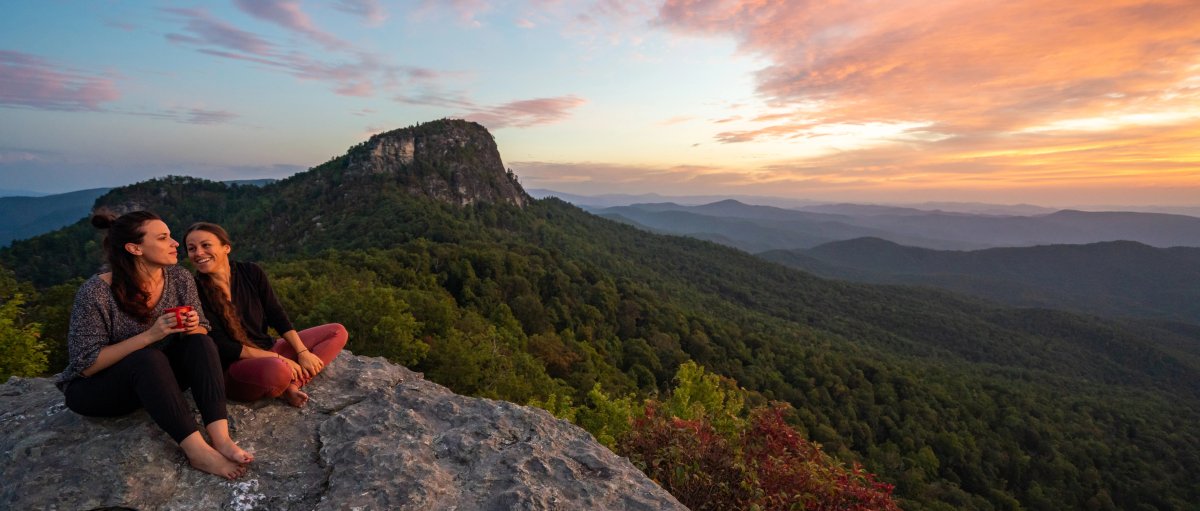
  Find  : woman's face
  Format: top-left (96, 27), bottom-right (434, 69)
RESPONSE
top-left (128, 220), bottom-right (178, 267)
top-left (185, 230), bottom-right (231, 274)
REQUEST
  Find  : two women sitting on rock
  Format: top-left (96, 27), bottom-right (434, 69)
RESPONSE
top-left (185, 222), bottom-right (347, 408)
top-left (55, 210), bottom-right (346, 480)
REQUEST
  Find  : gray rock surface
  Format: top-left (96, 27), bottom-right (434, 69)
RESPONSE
top-left (0, 352), bottom-right (686, 510)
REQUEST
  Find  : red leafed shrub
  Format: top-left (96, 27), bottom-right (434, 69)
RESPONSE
top-left (620, 403), bottom-right (901, 511)
top-left (621, 403), bottom-right (750, 509)
top-left (744, 406), bottom-right (900, 511)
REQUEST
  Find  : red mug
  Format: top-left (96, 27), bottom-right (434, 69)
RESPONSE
top-left (164, 306), bottom-right (194, 329)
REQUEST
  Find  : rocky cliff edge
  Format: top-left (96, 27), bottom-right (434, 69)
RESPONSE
top-left (0, 352), bottom-right (685, 510)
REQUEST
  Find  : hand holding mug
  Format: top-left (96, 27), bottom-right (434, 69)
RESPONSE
top-left (163, 305), bottom-right (194, 329)
top-left (180, 309), bottom-right (200, 330)
top-left (149, 310), bottom-right (190, 340)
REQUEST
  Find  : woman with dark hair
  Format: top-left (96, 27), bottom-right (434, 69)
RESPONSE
top-left (56, 210), bottom-right (252, 480)
top-left (184, 222), bottom-right (347, 408)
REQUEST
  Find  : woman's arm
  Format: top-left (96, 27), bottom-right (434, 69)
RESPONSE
top-left (239, 342), bottom-right (305, 381)
top-left (81, 313), bottom-right (188, 376)
top-left (239, 344), bottom-right (280, 359)
top-left (178, 268), bottom-right (211, 336)
top-left (282, 330), bottom-right (306, 355)
top-left (249, 263), bottom-right (295, 339)
top-left (282, 329), bottom-right (322, 378)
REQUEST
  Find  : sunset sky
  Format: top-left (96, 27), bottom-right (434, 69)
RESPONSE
top-left (2, 0), bottom-right (1199, 206)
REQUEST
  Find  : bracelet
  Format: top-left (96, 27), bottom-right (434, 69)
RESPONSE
top-left (298, 348), bottom-right (309, 355)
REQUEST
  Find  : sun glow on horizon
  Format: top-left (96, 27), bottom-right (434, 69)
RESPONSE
top-left (1, 1), bottom-right (1198, 206)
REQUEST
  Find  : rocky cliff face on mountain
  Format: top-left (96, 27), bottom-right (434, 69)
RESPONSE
top-left (0, 352), bottom-right (684, 510)
top-left (344, 119), bottom-right (530, 207)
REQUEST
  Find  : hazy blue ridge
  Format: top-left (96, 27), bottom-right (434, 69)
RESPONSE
top-left (762, 237), bottom-right (1200, 324)
top-left (0, 188), bottom-right (110, 247)
top-left (602, 200), bottom-right (1200, 251)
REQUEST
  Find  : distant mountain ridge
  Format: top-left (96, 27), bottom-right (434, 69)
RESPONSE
top-left (0, 188), bottom-right (49, 198)
top-left (596, 200), bottom-right (1200, 251)
top-left (536, 189), bottom-right (1200, 217)
top-left (0, 188), bottom-right (111, 247)
top-left (0, 179), bottom-right (279, 248)
top-left (527, 189), bottom-right (822, 209)
top-left (762, 238), bottom-right (1200, 324)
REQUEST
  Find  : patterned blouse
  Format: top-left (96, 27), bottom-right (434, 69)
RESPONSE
top-left (55, 265), bottom-right (210, 391)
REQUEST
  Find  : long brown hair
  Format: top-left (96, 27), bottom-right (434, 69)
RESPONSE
top-left (186, 222), bottom-right (254, 348)
top-left (92, 209), bottom-right (163, 323)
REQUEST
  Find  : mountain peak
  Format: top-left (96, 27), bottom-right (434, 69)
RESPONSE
top-left (705, 199), bottom-right (747, 207)
top-left (344, 119), bottom-right (530, 207)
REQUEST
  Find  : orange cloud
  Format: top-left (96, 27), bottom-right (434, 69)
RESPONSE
top-left (653, 0), bottom-right (1200, 204)
top-left (660, 0), bottom-right (1199, 130)
top-left (464, 96), bottom-right (588, 129)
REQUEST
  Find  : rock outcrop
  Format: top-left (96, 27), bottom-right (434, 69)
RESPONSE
top-left (0, 353), bottom-right (685, 510)
top-left (344, 119), bottom-right (530, 207)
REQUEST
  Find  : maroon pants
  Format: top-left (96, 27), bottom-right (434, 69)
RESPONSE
top-left (225, 323), bottom-right (348, 402)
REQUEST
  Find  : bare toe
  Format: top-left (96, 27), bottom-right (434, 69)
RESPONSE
top-left (188, 447), bottom-right (245, 480)
top-left (283, 386), bottom-right (309, 408)
top-left (216, 441), bottom-right (254, 464)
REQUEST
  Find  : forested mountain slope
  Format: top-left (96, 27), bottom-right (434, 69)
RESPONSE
top-left (762, 238), bottom-right (1200, 325)
top-left (4, 120), bottom-right (1199, 510)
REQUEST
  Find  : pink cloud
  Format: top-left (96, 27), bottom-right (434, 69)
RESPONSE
top-left (0, 50), bottom-right (120, 111)
top-left (463, 95), bottom-right (588, 129)
top-left (184, 108), bottom-right (239, 125)
top-left (404, 66), bottom-right (442, 82)
top-left (164, 8), bottom-right (273, 55)
top-left (104, 20), bottom-right (138, 32)
top-left (233, 0), bottom-right (346, 50)
top-left (413, 0), bottom-right (492, 27)
top-left (334, 0), bottom-right (388, 26)
top-left (123, 106), bottom-right (241, 125)
top-left (394, 90), bottom-right (478, 109)
top-left (715, 122), bottom-right (822, 143)
top-left (335, 81), bottom-right (374, 97)
top-left (657, 0), bottom-right (1200, 141)
top-left (163, 8), bottom-right (405, 98)
top-left (0, 149), bottom-right (49, 164)
top-left (511, 160), bottom-right (751, 195)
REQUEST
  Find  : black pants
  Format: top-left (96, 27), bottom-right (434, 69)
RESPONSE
top-left (64, 334), bottom-right (228, 443)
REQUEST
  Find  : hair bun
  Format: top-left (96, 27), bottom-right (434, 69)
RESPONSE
top-left (90, 210), bottom-right (117, 229)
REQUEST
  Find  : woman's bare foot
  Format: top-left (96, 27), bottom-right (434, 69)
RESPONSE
top-left (282, 384), bottom-right (309, 408)
top-left (213, 438), bottom-right (254, 464)
top-left (205, 419), bottom-right (254, 464)
top-left (180, 433), bottom-right (246, 480)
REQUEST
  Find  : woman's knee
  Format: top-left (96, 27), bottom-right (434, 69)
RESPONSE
top-left (227, 357), bottom-right (293, 399)
top-left (179, 333), bottom-right (219, 358)
top-left (123, 348), bottom-right (173, 379)
top-left (319, 323), bottom-right (348, 349)
top-left (264, 358), bottom-right (293, 388)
